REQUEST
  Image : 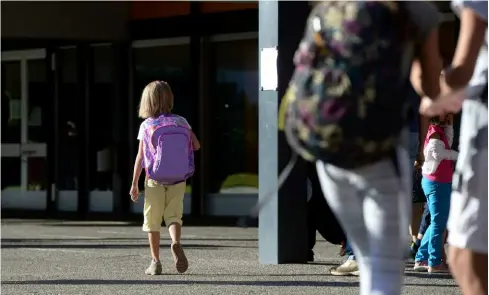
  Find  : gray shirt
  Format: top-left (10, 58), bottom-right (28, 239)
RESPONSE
top-left (404, 2), bottom-right (442, 40)
top-left (452, 0), bottom-right (488, 92)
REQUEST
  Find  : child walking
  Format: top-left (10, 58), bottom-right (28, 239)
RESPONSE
top-left (130, 81), bottom-right (200, 275)
top-left (414, 114), bottom-right (457, 273)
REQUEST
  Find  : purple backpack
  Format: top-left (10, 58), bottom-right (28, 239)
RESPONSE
top-left (142, 114), bottom-right (194, 184)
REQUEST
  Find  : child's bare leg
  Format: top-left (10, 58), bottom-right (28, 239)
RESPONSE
top-left (165, 182), bottom-right (188, 273)
top-left (148, 231), bottom-right (161, 261)
top-left (169, 222), bottom-right (182, 244)
top-left (142, 181), bottom-right (165, 275)
top-left (168, 222), bottom-right (187, 273)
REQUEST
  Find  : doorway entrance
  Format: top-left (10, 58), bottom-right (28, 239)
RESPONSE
top-left (1, 49), bottom-right (50, 210)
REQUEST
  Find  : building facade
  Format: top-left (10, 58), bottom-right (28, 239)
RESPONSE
top-left (1, 1), bottom-right (459, 221)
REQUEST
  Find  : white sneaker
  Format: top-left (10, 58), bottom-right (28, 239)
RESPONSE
top-left (330, 259), bottom-right (360, 276)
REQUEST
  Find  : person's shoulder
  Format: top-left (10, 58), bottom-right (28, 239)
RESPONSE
top-left (452, 0), bottom-right (488, 22)
top-left (173, 114), bottom-right (187, 120)
top-left (173, 115), bottom-right (191, 127)
top-left (403, 1), bottom-right (442, 38)
top-left (403, 1), bottom-right (439, 17)
top-left (140, 118), bottom-right (151, 128)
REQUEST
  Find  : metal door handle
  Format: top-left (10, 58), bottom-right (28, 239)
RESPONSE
top-left (21, 150), bottom-right (36, 156)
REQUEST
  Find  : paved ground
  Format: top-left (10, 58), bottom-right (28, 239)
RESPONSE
top-left (2, 219), bottom-right (460, 295)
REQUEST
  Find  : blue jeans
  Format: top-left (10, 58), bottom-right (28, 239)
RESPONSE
top-left (415, 177), bottom-right (452, 266)
top-left (345, 241), bottom-right (356, 261)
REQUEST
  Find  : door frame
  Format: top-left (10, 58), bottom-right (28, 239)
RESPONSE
top-left (1, 48), bottom-right (49, 210)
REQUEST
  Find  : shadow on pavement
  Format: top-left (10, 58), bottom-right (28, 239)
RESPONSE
top-left (1, 216), bottom-right (247, 227)
top-left (1, 279), bottom-right (358, 287)
top-left (308, 261), bottom-right (344, 267)
top-left (404, 272), bottom-right (454, 280)
top-left (2, 237), bottom-right (258, 242)
top-left (1, 279), bottom-right (458, 288)
top-left (1, 243), bottom-right (255, 250)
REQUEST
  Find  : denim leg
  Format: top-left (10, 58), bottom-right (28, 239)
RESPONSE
top-left (418, 203), bottom-right (431, 236)
top-left (426, 181), bottom-right (452, 266)
top-left (345, 241), bottom-right (356, 260)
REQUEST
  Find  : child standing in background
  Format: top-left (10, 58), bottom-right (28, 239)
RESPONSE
top-left (130, 81), bottom-right (200, 275)
top-left (414, 114), bottom-right (457, 273)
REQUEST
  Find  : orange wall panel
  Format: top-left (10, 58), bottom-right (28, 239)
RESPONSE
top-left (131, 1), bottom-right (190, 20)
top-left (130, 1), bottom-right (257, 21)
top-left (200, 2), bottom-right (258, 13)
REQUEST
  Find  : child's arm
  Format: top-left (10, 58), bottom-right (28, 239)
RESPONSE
top-left (426, 135), bottom-right (459, 161)
top-left (443, 4), bottom-right (487, 92)
top-left (131, 140), bottom-right (144, 186)
top-left (191, 131), bottom-right (200, 151)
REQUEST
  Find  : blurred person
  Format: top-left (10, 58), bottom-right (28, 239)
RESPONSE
top-left (307, 162), bottom-right (346, 262)
top-left (420, 1), bottom-right (487, 294)
top-left (280, 2), bottom-right (443, 294)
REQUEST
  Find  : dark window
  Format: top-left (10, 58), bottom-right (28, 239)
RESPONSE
top-left (132, 41), bottom-right (194, 194)
top-left (90, 45), bottom-right (114, 191)
top-left (1, 61), bottom-right (21, 191)
top-left (1, 61), bottom-right (21, 144)
top-left (208, 38), bottom-right (258, 195)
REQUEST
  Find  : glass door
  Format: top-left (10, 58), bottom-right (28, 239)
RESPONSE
top-left (1, 49), bottom-right (49, 210)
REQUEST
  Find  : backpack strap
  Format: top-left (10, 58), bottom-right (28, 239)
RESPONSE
top-left (142, 124), bottom-right (157, 177)
top-left (144, 125), bottom-right (158, 154)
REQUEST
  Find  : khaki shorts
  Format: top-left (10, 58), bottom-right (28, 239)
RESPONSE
top-left (142, 179), bottom-right (186, 232)
top-left (448, 99), bottom-right (488, 254)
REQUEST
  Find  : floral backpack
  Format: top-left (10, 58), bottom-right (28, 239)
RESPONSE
top-left (142, 114), bottom-right (195, 184)
top-left (279, 1), bottom-right (419, 169)
top-left (240, 1), bottom-right (423, 225)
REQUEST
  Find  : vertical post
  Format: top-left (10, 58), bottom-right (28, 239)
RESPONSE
top-left (76, 45), bottom-right (92, 217)
top-left (20, 58), bottom-right (28, 191)
top-left (46, 47), bottom-right (57, 214)
top-left (111, 42), bottom-right (131, 219)
top-left (190, 2), bottom-right (204, 217)
top-left (127, 42), bottom-right (136, 217)
top-left (258, 1), bottom-right (310, 264)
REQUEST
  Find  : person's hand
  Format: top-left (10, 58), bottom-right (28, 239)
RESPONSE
top-left (414, 152), bottom-right (424, 170)
top-left (419, 89), bottom-right (465, 117)
top-left (419, 96), bottom-right (441, 117)
top-left (414, 160), bottom-right (423, 171)
top-left (130, 185), bottom-right (139, 203)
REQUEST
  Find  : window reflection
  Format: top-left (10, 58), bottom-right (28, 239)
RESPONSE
top-left (91, 45), bottom-right (113, 191)
top-left (58, 48), bottom-right (79, 190)
top-left (1, 61), bottom-right (21, 191)
top-left (209, 38), bottom-right (258, 195)
top-left (27, 59), bottom-right (48, 143)
top-left (133, 42), bottom-right (194, 195)
top-left (27, 59), bottom-right (48, 190)
top-left (2, 61), bottom-right (21, 144)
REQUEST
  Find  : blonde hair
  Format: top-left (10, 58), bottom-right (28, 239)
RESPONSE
top-left (138, 81), bottom-right (174, 119)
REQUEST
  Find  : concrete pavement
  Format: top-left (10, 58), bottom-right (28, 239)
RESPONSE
top-left (1, 219), bottom-right (460, 295)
